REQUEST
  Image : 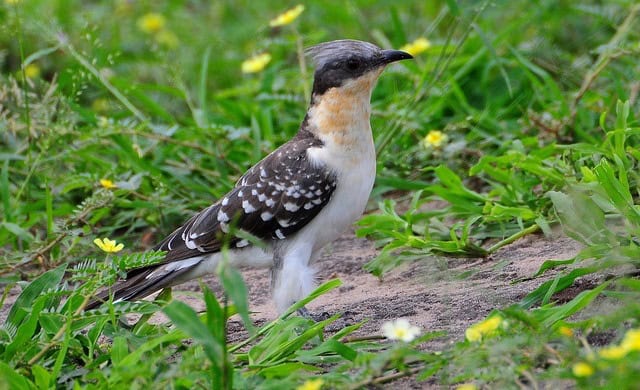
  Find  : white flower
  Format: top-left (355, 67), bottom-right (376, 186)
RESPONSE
top-left (381, 318), bottom-right (421, 342)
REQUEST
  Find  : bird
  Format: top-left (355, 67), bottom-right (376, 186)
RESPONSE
top-left (88, 40), bottom-right (413, 314)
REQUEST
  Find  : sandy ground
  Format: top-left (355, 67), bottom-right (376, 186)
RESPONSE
top-left (0, 228), bottom-right (585, 387)
top-left (209, 229), bottom-right (583, 343)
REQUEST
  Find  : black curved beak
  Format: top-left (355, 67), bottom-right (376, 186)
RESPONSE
top-left (381, 49), bottom-right (413, 64)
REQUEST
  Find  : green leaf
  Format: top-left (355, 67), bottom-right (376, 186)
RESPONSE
top-left (0, 361), bottom-right (35, 389)
top-left (486, 204), bottom-right (536, 221)
top-left (258, 362), bottom-right (319, 379)
top-left (254, 314), bottom-right (340, 366)
top-left (4, 296), bottom-right (46, 361)
top-left (219, 263), bottom-right (255, 335)
top-left (534, 258), bottom-right (576, 276)
top-left (118, 331), bottom-right (185, 368)
top-left (4, 264), bottom-right (67, 335)
top-left (1, 222), bottom-right (34, 243)
top-left (111, 336), bottom-right (128, 366)
top-left (163, 300), bottom-right (224, 364)
top-left (428, 165), bottom-right (487, 206)
top-left (31, 364), bottom-right (50, 390)
top-left (203, 287), bottom-right (225, 344)
top-left (547, 190), bottom-right (610, 245)
top-left (520, 267), bottom-right (601, 309)
top-left (533, 281), bottom-right (610, 328)
top-left (296, 338), bottom-right (358, 362)
top-left (594, 159), bottom-right (640, 227)
top-left (281, 279), bottom-right (342, 319)
top-left (444, 0), bottom-right (461, 16)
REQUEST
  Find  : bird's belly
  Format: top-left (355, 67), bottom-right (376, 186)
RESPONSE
top-left (303, 158), bottom-right (376, 252)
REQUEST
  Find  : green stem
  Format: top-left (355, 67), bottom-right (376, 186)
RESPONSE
top-left (57, 35), bottom-right (149, 124)
top-left (569, 3), bottom-right (640, 125)
top-left (487, 223), bottom-right (540, 254)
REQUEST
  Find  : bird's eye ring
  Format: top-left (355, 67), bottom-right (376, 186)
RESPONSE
top-left (346, 58), bottom-right (361, 71)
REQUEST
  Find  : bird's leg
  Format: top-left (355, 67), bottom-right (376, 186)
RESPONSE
top-left (271, 243), bottom-right (316, 315)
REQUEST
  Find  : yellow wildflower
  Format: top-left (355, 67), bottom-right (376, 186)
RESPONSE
top-left (381, 318), bottom-right (421, 342)
top-left (465, 315), bottom-right (502, 342)
top-left (296, 378), bottom-right (323, 390)
top-left (241, 53), bottom-right (272, 74)
top-left (572, 362), bottom-right (594, 377)
top-left (456, 384), bottom-right (477, 390)
top-left (598, 345), bottom-right (627, 360)
top-left (100, 179), bottom-right (117, 189)
top-left (423, 130), bottom-right (448, 149)
top-left (558, 326), bottom-right (574, 337)
top-left (5, 0), bottom-right (20, 5)
top-left (621, 328), bottom-right (640, 351)
top-left (269, 4), bottom-right (305, 28)
top-left (97, 116), bottom-right (110, 128)
top-left (92, 98), bottom-right (110, 113)
top-left (155, 30), bottom-right (179, 48)
top-left (24, 63), bottom-right (40, 79)
top-left (465, 327), bottom-right (482, 342)
top-left (400, 38), bottom-right (431, 57)
top-left (137, 13), bottom-right (166, 34)
top-left (94, 238), bottom-right (124, 253)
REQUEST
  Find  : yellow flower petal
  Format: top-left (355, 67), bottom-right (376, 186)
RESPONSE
top-left (24, 64), bottom-right (40, 79)
top-left (465, 327), bottom-right (482, 342)
top-left (94, 237), bottom-right (124, 253)
top-left (558, 326), bottom-right (574, 337)
top-left (400, 38), bottom-right (431, 57)
top-left (100, 179), bottom-right (117, 189)
top-left (621, 328), bottom-right (640, 351)
top-left (572, 362), bottom-right (594, 377)
top-left (241, 53), bottom-right (272, 74)
top-left (423, 130), bottom-right (448, 148)
top-left (456, 384), bottom-right (477, 390)
top-left (465, 315), bottom-right (503, 342)
top-left (296, 378), bottom-right (323, 390)
top-left (269, 4), bottom-right (305, 27)
top-left (476, 316), bottom-right (502, 333)
top-left (137, 13), bottom-right (166, 34)
top-left (92, 98), bottom-right (110, 113)
top-left (598, 345), bottom-right (627, 360)
top-left (93, 238), bottom-right (106, 251)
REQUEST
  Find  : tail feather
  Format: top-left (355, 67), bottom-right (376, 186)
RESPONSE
top-left (86, 265), bottom-right (193, 310)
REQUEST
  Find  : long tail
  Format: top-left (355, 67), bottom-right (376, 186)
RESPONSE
top-left (86, 264), bottom-right (194, 310)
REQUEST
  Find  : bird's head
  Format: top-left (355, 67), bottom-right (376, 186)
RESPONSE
top-left (306, 39), bottom-right (413, 97)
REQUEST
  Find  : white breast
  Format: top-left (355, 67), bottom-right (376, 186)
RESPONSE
top-left (301, 123), bottom-right (376, 252)
top-left (311, 153), bottom-right (376, 251)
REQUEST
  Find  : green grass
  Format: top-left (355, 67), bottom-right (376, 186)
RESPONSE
top-left (2, 0), bottom-right (640, 388)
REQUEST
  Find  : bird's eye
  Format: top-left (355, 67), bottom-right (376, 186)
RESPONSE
top-left (346, 58), bottom-right (361, 71)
